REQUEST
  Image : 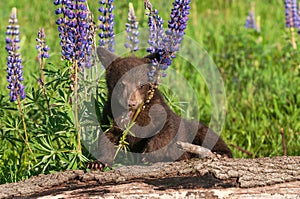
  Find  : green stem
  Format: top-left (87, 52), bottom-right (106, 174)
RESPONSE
top-left (119, 83), bottom-right (156, 144)
top-left (291, 27), bottom-right (297, 49)
top-left (115, 100), bottom-right (145, 158)
top-left (73, 60), bottom-right (81, 154)
top-left (115, 84), bottom-right (157, 158)
top-left (17, 98), bottom-right (37, 162)
top-left (39, 55), bottom-right (51, 115)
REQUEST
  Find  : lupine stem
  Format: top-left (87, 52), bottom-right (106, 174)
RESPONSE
top-left (116, 84), bottom-right (156, 157)
top-left (291, 27), bottom-right (297, 49)
top-left (17, 97), bottom-right (37, 162)
top-left (54, 0), bottom-right (94, 155)
top-left (73, 60), bottom-right (81, 153)
top-left (73, 1), bottom-right (81, 154)
top-left (5, 7), bottom-right (36, 162)
top-left (116, 101), bottom-right (144, 158)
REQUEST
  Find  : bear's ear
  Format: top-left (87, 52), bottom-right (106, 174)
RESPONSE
top-left (97, 47), bottom-right (119, 68)
top-left (144, 52), bottom-right (161, 62)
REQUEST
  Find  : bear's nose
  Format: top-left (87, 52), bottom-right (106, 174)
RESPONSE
top-left (128, 99), bottom-right (136, 109)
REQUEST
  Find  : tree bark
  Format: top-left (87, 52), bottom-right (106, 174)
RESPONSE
top-left (0, 156), bottom-right (300, 198)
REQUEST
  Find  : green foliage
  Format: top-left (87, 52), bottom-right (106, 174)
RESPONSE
top-left (0, 0), bottom-right (299, 184)
top-left (0, 62), bottom-right (92, 184)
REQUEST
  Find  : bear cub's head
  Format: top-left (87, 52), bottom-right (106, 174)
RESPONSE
top-left (97, 47), bottom-right (158, 118)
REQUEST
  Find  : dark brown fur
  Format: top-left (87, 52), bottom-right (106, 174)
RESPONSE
top-left (97, 47), bottom-right (232, 166)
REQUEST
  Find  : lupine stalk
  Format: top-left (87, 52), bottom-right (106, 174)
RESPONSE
top-left (125, 3), bottom-right (139, 53)
top-left (98, 0), bottom-right (115, 52)
top-left (36, 27), bottom-right (50, 112)
top-left (284, 0), bottom-right (300, 49)
top-left (54, 0), bottom-right (94, 153)
top-left (36, 28), bottom-right (50, 87)
top-left (5, 8), bottom-right (35, 161)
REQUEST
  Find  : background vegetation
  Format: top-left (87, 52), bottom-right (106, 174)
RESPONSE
top-left (0, 0), bottom-right (299, 184)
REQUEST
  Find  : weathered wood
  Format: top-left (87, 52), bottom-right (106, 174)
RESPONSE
top-left (0, 156), bottom-right (300, 198)
top-left (28, 181), bottom-right (300, 199)
top-left (176, 141), bottom-right (217, 158)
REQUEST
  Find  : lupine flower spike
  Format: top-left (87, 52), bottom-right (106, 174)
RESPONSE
top-left (5, 7), bottom-right (26, 102)
top-left (284, 0), bottom-right (300, 49)
top-left (36, 27), bottom-right (51, 112)
top-left (54, 0), bottom-right (93, 68)
top-left (36, 28), bottom-right (50, 87)
top-left (163, 0), bottom-right (191, 72)
top-left (245, 2), bottom-right (260, 32)
top-left (245, 12), bottom-right (256, 29)
top-left (36, 28), bottom-right (50, 60)
top-left (144, 0), bottom-right (165, 82)
top-left (285, 0), bottom-right (300, 28)
top-left (98, 0), bottom-right (115, 52)
top-left (125, 3), bottom-right (139, 53)
top-left (145, 0), bottom-right (191, 82)
top-left (145, 0), bottom-right (164, 54)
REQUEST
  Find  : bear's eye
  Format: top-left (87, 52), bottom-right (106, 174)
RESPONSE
top-left (139, 84), bottom-right (145, 89)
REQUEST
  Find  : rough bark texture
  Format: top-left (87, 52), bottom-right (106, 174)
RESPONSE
top-left (0, 156), bottom-right (300, 198)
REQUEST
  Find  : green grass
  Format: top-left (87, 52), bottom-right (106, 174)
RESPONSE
top-left (0, 0), bottom-right (299, 184)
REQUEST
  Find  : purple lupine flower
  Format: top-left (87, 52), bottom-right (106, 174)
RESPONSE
top-left (285, 0), bottom-right (300, 28)
top-left (144, 0), bottom-right (165, 82)
top-left (245, 11), bottom-right (257, 30)
top-left (54, 0), bottom-right (93, 68)
top-left (125, 3), bottom-right (139, 52)
top-left (98, 0), bottom-right (115, 52)
top-left (36, 27), bottom-right (50, 87)
top-left (145, 1), bottom-right (164, 54)
top-left (5, 7), bottom-right (26, 102)
top-left (145, 0), bottom-right (191, 82)
top-left (162, 0), bottom-right (191, 69)
top-left (36, 28), bottom-right (50, 59)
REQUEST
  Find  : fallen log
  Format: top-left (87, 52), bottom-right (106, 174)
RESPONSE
top-left (0, 156), bottom-right (299, 198)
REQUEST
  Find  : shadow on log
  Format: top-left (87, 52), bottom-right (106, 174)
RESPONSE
top-left (0, 156), bottom-right (300, 198)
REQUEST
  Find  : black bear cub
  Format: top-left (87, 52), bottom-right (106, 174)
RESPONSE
top-left (96, 47), bottom-right (232, 166)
